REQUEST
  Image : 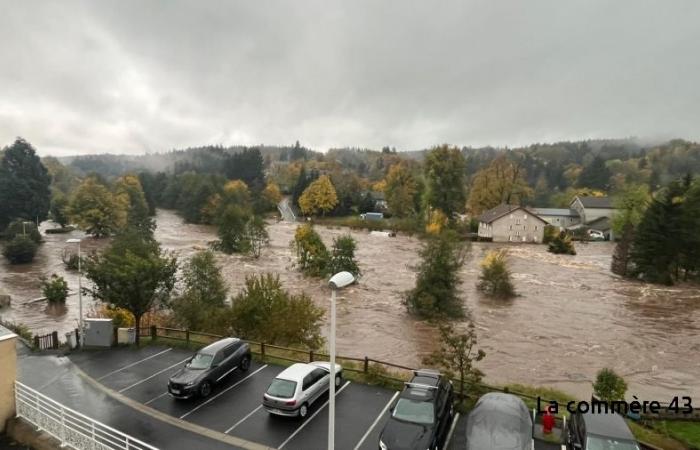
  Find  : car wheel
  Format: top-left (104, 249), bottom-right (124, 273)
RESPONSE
top-left (335, 374), bottom-right (342, 387)
top-left (299, 403), bottom-right (309, 419)
top-left (199, 381), bottom-right (212, 398)
top-left (240, 355), bottom-right (251, 371)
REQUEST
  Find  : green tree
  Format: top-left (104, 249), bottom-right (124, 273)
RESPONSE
top-left (424, 145), bottom-right (466, 219)
top-left (405, 231), bottom-right (466, 317)
top-left (611, 223), bottom-right (634, 276)
top-left (611, 184), bottom-right (649, 236)
top-left (247, 215), bottom-right (269, 258)
top-left (629, 180), bottom-right (686, 284)
top-left (41, 274), bottom-right (69, 303)
top-left (5, 219), bottom-right (42, 244)
top-left (329, 235), bottom-right (360, 276)
top-left (0, 138), bottom-right (51, 231)
top-left (84, 230), bottom-right (177, 345)
top-left (50, 191), bottom-right (70, 228)
top-left (577, 156), bottom-right (611, 190)
top-left (467, 155), bottom-right (533, 215)
top-left (2, 235), bottom-right (38, 264)
top-left (679, 178), bottom-right (700, 280)
top-left (593, 368), bottom-right (628, 402)
top-left (298, 175), bottom-right (338, 216)
top-left (422, 322), bottom-right (485, 401)
top-left (229, 274), bottom-right (324, 348)
top-left (477, 250), bottom-right (516, 298)
top-left (68, 177), bottom-right (127, 237)
top-left (383, 163), bottom-right (417, 217)
top-left (114, 174), bottom-right (154, 236)
top-left (211, 180), bottom-right (253, 254)
top-left (292, 224), bottom-right (330, 277)
top-left (171, 251), bottom-right (228, 332)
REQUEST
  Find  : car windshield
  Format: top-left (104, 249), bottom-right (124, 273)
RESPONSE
top-left (586, 436), bottom-right (640, 450)
top-left (392, 398), bottom-right (435, 425)
top-left (267, 379), bottom-right (297, 398)
top-left (188, 353), bottom-right (213, 370)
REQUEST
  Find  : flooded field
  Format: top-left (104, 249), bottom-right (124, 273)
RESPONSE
top-left (2, 209), bottom-right (699, 400)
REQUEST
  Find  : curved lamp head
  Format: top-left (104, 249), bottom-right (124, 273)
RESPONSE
top-left (328, 271), bottom-right (355, 290)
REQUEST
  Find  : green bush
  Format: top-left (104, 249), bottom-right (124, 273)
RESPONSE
top-left (292, 224), bottom-right (330, 277)
top-left (4, 219), bottom-right (42, 243)
top-left (329, 234), bottom-right (360, 276)
top-left (41, 274), bottom-right (69, 303)
top-left (477, 250), bottom-right (516, 298)
top-left (2, 235), bottom-right (38, 264)
top-left (593, 368), bottom-right (627, 401)
top-left (542, 225), bottom-right (558, 244)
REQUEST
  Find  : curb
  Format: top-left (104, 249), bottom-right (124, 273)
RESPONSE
top-left (71, 362), bottom-right (274, 450)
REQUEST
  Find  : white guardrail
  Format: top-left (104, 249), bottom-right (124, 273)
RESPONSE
top-left (15, 381), bottom-right (158, 450)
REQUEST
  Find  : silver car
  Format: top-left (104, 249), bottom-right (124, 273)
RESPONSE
top-left (262, 362), bottom-right (343, 418)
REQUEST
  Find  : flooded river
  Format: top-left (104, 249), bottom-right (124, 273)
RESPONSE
top-left (2, 209), bottom-right (698, 400)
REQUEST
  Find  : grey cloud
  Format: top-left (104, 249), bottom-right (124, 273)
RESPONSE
top-left (1, 0), bottom-right (699, 156)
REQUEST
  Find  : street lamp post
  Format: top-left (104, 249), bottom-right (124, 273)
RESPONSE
top-left (327, 271), bottom-right (355, 450)
top-left (66, 238), bottom-right (83, 347)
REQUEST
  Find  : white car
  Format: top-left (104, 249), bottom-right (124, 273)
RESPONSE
top-left (262, 362), bottom-right (343, 418)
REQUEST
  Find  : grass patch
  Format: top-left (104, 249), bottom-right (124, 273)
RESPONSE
top-left (648, 421), bottom-right (700, 449)
top-left (627, 421), bottom-right (690, 450)
top-left (0, 320), bottom-right (34, 342)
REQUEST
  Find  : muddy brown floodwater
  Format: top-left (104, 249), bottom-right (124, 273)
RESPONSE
top-left (2, 209), bottom-right (699, 400)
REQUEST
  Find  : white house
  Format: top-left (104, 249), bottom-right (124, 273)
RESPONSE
top-left (477, 204), bottom-right (548, 243)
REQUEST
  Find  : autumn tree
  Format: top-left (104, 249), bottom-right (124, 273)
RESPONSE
top-left (261, 182), bottom-right (283, 210)
top-left (477, 250), bottom-right (516, 298)
top-left (467, 155), bottom-right (533, 216)
top-left (292, 223), bottom-right (330, 277)
top-left (298, 175), bottom-right (338, 216)
top-left (383, 163), bottom-right (418, 217)
top-left (424, 145), bottom-right (466, 219)
top-left (68, 177), bottom-right (127, 237)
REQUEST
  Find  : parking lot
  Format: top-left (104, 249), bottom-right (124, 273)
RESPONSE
top-left (68, 345), bottom-right (463, 450)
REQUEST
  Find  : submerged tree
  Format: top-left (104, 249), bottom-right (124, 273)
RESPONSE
top-left (477, 250), bottom-right (516, 298)
top-left (329, 234), bottom-right (360, 277)
top-left (592, 368), bottom-right (628, 402)
top-left (405, 231), bottom-right (467, 317)
top-left (41, 274), bottom-right (69, 303)
top-left (292, 224), bottom-right (330, 277)
top-left (611, 223), bottom-right (634, 276)
top-left (424, 145), bottom-right (466, 219)
top-left (548, 231), bottom-right (576, 255)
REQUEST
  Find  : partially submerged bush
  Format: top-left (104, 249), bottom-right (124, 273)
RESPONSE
top-left (41, 274), bottom-right (69, 303)
top-left (477, 250), bottom-right (516, 298)
top-left (292, 224), bottom-right (330, 277)
top-left (548, 231), bottom-right (576, 255)
top-left (593, 368), bottom-right (628, 401)
top-left (2, 235), bottom-right (38, 264)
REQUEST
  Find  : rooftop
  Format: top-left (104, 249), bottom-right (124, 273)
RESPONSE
top-left (573, 196), bottom-right (614, 209)
top-left (477, 204), bottom-right (548, 224)
top-left (200, 337), bottom-right (240, 355)
top-left (531, 208), bottom-right (580, 217)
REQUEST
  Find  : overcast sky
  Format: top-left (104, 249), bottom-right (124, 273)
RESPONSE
top-left (1, 1), bottom-right (699, 156)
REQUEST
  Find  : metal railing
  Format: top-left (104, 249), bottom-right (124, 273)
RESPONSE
top-left (15, 381), bottom-right (158, 450)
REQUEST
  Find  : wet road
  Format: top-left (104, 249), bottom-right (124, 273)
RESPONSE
top-left (2, 209), bottom-right (699, 400)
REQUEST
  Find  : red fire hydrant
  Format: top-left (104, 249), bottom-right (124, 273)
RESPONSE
top-left (542, 406), bottom-right (555, 434)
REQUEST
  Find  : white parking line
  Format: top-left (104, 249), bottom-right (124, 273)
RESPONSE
top-left (353, 390), bottom-right (399, 450)
top-left (179, 365), bottom-right (269, 420)
top-left (444, 412), bottom-right (460, 449)
top-left (277, 381), bottom-right (352, 450)
top-left (97, 348), bottom-right (172, 381)
top-left (225, 404), bottom-right (263, 434)
top-left (118, 357), bottom-right (190, 393)
top-left (144, 391), bottom-right (168, 406)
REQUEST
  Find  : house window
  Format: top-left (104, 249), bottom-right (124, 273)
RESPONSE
top-left (516, 231), bottom-right (520, 237)
top-left (523, 214), bottom-right (527, 219)
top-left (535, 225), bottom-right (538, 231)
top-left (516, 219), bottom-right (521, 225)
top-left (509, 225), bottom-right (512, 230)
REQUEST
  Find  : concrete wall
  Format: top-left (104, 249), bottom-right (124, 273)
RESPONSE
top-left (0, 335), bottom-right (17, 432)
top-left (479, 209), bottom-right (546, 243)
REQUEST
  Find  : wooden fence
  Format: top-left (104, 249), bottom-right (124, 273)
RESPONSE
top-left (33, 331), bottom-right (59, 350)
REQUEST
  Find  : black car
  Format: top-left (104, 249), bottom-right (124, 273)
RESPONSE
top-left (567, 410), bottom-right (640, 450)
top-left (168, 337), bottom-right (251, 399)
top-left (379, 369), bottom-right (454, 450)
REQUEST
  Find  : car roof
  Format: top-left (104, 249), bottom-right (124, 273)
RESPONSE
top-left (466, 393), bottom-right (532, 450)
top-left (275, 363), bottom-right (317, 381)
top-left (199, 337), bottom-right (240, 355)
top-left (581, 411), bottom-right (635, 441)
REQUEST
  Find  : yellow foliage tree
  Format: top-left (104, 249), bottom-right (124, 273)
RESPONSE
top-left (384, 163), bottom-right (417, 217)
top-left (298, 175), bottom-right (338, 216)
top-left (263, 182), bottom-right (283, 206)
top-left (68, 177), bottom-right (127, 237)
top-left (467, 155), bottom-right (533, 215)
top-left (426, 209), bottom-right (448, 235)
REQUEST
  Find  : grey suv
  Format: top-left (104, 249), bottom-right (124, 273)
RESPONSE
top-left (168, 337), bottom-right (251, 399)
